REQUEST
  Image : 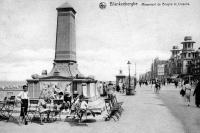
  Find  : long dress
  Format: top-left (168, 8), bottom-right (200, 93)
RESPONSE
top-left (193, 82), bottom-right (200, 107)
top-left (184, 84), bottom-right (191, 102)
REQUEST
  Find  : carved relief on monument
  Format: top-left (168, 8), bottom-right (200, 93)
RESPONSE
top-left (39, 81), bottom-right (71, 100)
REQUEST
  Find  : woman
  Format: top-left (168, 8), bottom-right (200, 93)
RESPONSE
top-left (17, 85), bottom-right (29, 124)
top-left (193, 80), bottom-right (200, 107)
top-left (184, 80), bottom-right (192, 106)
top-left (63, 92), bottom-right (72, 109)
top-left (38, 97), bottom-right (49, 125)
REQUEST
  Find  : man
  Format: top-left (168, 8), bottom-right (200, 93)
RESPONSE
top-left (17, 85), bottom-right (29, 125)
top-left (193, 80), bottom-right (200, 107)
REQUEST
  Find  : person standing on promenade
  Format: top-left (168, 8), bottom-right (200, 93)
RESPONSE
top-left (107, 82), bottom-right (114, 99)
top-left (122, 83), bottom-right (125, 93)
top-left (193, 80), bottom-right (200, 107)
top-left (183, 80), bottom-right (192, 106)
top-left (16, 85), bottom-right (29, 124)
top-left (139, 81), bottom-right (142, 87)
top-left (102, 82), bottom-right (107, 96)
top-left (175, 80), bottom-right (178, 88)
top-left (155, 80), bottom-right (161, 94)
top-left (119, 81), bottom-right (123, 93)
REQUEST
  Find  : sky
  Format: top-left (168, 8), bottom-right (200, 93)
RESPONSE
top-left (0, 0), bottom-right (200, 81)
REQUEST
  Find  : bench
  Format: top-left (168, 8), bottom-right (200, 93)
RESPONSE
top-left (104, 95), bottom-right (124, 121)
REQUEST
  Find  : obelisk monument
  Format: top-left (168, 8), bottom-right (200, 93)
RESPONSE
top-left (49, 2), bottom-right (83, 78)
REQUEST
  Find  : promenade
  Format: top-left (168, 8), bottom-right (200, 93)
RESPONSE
top-left (0, 85), bottom-right (186, 133)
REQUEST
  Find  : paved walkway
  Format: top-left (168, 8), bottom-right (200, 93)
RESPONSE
top-left (0, 85), bottom-right (184, 133)
top-left (159, 85), bottom-right (200, 133)
top-left (117, 85), bottom-right (184, 133)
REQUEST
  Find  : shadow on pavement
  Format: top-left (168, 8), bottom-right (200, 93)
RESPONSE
top-left (143, 102), bottom-right (166, 107)
top-left (0, 117), bottom-right (20, 125)
top-left (64, 118), bottom-right (96, 127)
top-left (82, 119), bottom-right (96, 123)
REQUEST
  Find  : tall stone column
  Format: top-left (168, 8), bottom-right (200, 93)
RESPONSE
top-left (48, 2), bottom-right (83, 78)
top-left (55, 3), bottom-right (76, 63)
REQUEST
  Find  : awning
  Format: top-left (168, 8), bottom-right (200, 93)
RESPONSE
top-left (171, 74), bottom-right (179, 79)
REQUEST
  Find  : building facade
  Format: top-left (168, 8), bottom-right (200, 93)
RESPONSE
top-left (142, 36), bottom-right (200, 82)
top-left (191, 48), bottom-right (200, 80)
top-left (180, 36), bottom-right (196, 81)
top-left (168, 46), bottom-right (182, 77)
top-left (150, 58), bottom-right (168, 81)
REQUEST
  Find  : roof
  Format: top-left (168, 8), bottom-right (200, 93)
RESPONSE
top-left (181, 40), bottom-right (196, 44)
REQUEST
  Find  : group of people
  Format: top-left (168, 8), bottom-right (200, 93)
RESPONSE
top-left (39, 83), bottom-right (71, 101)
top-left (180, 79), bottom-right (200, 107)
top-left (15, 82), bottom-right (102, 124)
top-left (116, 82), bottom-right (125, 93)
top-left (139, 80), bottom-right (148, 87)
top-left (15, 83), bottom-right (82, 124)
top-left (98, 82), bottom-right (116, 96)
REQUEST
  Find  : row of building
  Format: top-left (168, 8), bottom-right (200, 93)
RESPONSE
top-left (140, 36), bottom-right (200, 82)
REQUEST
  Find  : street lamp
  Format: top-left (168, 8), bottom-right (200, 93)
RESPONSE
top-left (127, 61), bottom-right (131, 95)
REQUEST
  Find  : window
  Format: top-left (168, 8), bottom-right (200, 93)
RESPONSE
top-left (188, 43), bottom-right (191, 48)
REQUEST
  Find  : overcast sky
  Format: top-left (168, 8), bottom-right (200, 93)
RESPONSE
top-left (0, 0), bottom-right (200, 81)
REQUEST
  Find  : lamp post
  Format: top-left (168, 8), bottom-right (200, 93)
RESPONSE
top-left (127, 61), bottom-right (131, 95)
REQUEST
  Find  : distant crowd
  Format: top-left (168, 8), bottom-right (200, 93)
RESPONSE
top-left (139, 78), bottom-right (200, 108)
top-left (97, 81), bottom-right (117, 97)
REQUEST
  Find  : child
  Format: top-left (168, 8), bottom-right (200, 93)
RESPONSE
top-left (79, 96), bottom-right (95, 121)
